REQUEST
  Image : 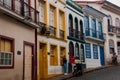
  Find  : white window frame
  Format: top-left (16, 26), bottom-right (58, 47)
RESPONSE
top-left (39, 1), bottom-right (44, 23)
top-left (49, 6), bottom-right (54, 26)
top-left (0, 52), bottom-right (13, 66)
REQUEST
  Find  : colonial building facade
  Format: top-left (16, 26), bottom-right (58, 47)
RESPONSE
top-left (76, 0), bottom-right (120, 65)
top-left (82, 5), bottom-right (107, 68)
top-left (0, 0), bottom-right (38, 80)
top-left (66, 0), bottom-right (86, 73)
top-left (37, 0), bottom-right (67, 79)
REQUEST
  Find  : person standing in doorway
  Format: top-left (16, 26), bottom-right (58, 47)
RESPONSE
top-left (63, 55), bottom-right (67, 75)
top-left (71, 56), bottom-right (75, 72)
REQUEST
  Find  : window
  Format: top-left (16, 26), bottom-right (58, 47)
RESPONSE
top-left (115, 18), bottom-right (120, 27)
top-left (93, 44), bottom-right (98, 59)
top-left (49, 6), bottom-right (55, 26)
top-left (0, 37), bottom-right (14, 68)
top-left (39, 1), bottom-right (44, 23)
top-left (84, 16), bottom-right (89, 29)
top-left (84, 16), bottom-right (89, 36)
top-left (50, 45), bottom-right (58, 65)
top-left (98, 22), bottom-right (103, 39)
top-left (92, 19), bottom-right (97, 37)
top-left (85, 43), bottom-right (91, 58)
top-left (59, 11), bottom-right (63, 30)
top-left (109, 40), bottom-right (114, 54)
top-left (75, 43), bottom-right (79, 57)
top-left (75, 18), bottom-right (78, 38)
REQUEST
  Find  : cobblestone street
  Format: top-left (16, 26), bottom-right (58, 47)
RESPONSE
top-left (68, 66), bottom-right (120, 80)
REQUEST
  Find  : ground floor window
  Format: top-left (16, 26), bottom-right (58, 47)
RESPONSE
top-left (93, 44), bottom-right (98, 59)
top-left (85, 43), bottom-right (91, 58)
top-left (60, 47), bottom-right (66, 66)
top-left (0, 36), bottom-right (14, 68)
top-left (50, 45), bottom-right (58, 66)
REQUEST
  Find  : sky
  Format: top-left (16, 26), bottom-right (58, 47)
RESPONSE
top-left (73, 0), bottom-right (120, 7)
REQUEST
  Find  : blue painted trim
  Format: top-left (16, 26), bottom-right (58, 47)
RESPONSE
top-left (85, 43), bottom-right (91, 58)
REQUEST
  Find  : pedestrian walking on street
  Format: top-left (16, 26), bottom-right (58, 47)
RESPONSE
top-left (63, 55), bottom-right (67, 75)
top-left (70, 56), bottom-right (75, 72)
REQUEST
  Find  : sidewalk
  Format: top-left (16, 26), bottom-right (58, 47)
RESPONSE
top-left (47, 65), bottom-right (113, 80)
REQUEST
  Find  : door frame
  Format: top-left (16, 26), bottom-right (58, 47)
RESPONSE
top-left (23, 41), bottom-right (35, 80)
top-left (100, 46), bottom-right (105, 66)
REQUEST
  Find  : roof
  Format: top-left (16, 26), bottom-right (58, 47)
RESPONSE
top-left (66, 0), bottom-right (83, 13)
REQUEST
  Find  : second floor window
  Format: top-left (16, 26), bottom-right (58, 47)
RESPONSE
top-left (49, 6), bottom-right (54, 26)
top-left (59, 12), bottom-right (63, 30)
top-left (39, 1), bottom-right (44, 23)
top-left (84, 16), bottom-right (89, 29)
top-left (115, 18), bottom-right (120, 27)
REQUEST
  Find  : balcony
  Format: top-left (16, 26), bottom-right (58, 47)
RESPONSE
top-left (39, 22), bottom-right (46, 34)
top-left (108, 25), bottom-right (120, 36)
top-left (68, 27), bottom-right (85, 42)
top-left (0, 0), bottom-right (39, 25)
top-left (48, 26), bottom-right (56, 37)
top-left (108, 25), bottom-right (116, 35)
top-left (85, 28), bottom-right (105, 42)
top-left (59, 29), bottom-right (64, 39)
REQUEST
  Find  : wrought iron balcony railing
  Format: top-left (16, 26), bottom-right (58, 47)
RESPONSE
top-left (85, 28), bottom-right (105, 40)
top-left (59, 29), bottom-right (64, 39)
top-left (39, 22), bottom-right (46, 34)
top-left (0, 0), bottom-right (39, 24)
top-left (108, 25), bottom-right (116, 33)
top-left (48, 26), bottom-right (56, 37)
top-left (69, 27), bottom-right (84, 40)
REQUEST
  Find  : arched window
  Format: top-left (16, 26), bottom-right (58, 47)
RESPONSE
top-left (69, 42), bottom-right (74, 58)
top-left (109, 40), bottom-right (114, 54)
top-left (69, 14), bottom-right (73, 36)
top-left (75, 18), bottom-right (78, 38)
top-left (80, 20), bottom-right (84, 40)
top-left (75, 43), bottom-right (79, 58)
top-left (80, 44), bottom-right (85, 62)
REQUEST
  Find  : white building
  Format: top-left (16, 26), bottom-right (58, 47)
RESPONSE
top-left (82, 5), bottom-right (107, 68)
top-left (66, 0), bottom-right (86, 72)
top-left (76, 0), bottom-right (120, 66)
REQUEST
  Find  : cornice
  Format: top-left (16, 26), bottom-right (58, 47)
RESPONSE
top-left (102, 1), bottom-right (120, 15)
top-left (66, 0), bottom-right (83, 13)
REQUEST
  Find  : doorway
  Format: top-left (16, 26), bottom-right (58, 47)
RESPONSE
top-left (39, 43), bottom-right (47, 79)
top-left (23, 42), bottom-right (34, 80)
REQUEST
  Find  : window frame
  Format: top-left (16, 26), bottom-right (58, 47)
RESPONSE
top-left (85, 43), bottom-right (91, 58)
top-left (93, 44), bottom-right (98, 59)
top-left (0, 35), bottom-right (14, 69)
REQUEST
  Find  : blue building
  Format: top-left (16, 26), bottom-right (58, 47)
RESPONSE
top-left (83, 5), bottom-right (107, 68)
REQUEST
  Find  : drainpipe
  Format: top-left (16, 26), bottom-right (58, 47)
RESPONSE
top-left (35, 0), bottom-right (37, 80)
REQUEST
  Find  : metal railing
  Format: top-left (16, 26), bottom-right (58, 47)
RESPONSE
top-left (69, 27), bottom-right (84, 40)
top-left (48, 26), bottom-right (56, 37)
top-left (85, 28), bottom-right (105, 40)
top-left (108, 25), bottom-right (116, 33)
top-left (0, 0), bottom-right (39, 24)
top-left (59, 29), bottom-right (64, 39)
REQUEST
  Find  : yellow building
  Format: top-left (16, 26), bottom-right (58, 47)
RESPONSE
top-left (37, 0), bottom-right (67, 80)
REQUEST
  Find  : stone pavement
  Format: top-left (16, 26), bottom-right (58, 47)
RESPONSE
top-left (47, 65), bottom-right (113, 80)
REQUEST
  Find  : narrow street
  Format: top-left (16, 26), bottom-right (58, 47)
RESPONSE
top-left (68, 66), bottom-right (120, 80)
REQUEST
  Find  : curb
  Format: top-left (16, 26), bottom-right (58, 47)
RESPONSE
top-left (62, 65), bottom-right (113, 80)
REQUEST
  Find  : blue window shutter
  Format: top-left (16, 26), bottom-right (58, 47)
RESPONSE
top-left (93, 44), bottom-right (98, 59)
top-left (85, 43), bottom-right (91, 58)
